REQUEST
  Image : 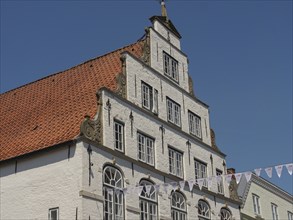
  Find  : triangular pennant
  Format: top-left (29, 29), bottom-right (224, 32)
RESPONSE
top-left (286, 163), bottom-right (293, 175)
top-left (179, 181), bottom-right (185, 190)
top-left (154, 184), bottom-right (160, 193)
top-left (162, 183), bottom-right (169, 194)
top-left (207, 177), bottom-right (213, 189)
top-left (197, 179), bottom-right (204, 190)
top-left (244, 172), bottom-right (252, 182)
top-left (254, 168), bottom-right (262, 176)
top-left (275, 165), bottom-right (283, 178)
top-left (216, 175), bottom-right (222, 184)
top-left (145, 185), bottom-right (152, 196)
top-left (122, 188), bottom-right (128, 194)
top-left (115, 188), bottom-right (121, 195)
top-left (265, 167), bottom-right (273, 178)
top-left (225, 174), bottom-right (232, 185)
top-left (135, 186), bottom-right (144, 196)
top-left (235, 173), bottom-right (242, 184)
top-left (170, 182), bottom-right (178, 191)
top-left (107, 189), bottom-right (113, 195)
top-left (187, 180), bottom-right (194, 191)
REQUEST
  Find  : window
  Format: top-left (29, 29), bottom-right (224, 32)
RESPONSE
top-left (163, 52), bottom-right (179, 82)
top-left (198, 200), bottom-right (211, 220)
top-left (271, 203), bottom-right (278, 220)
top-left (188, 111), bottom-right (202, 138)
top-left (49, 208), bottom-right (59, 220)
top-left (169, 148), bottom-right (183, 178)
top-left (141, 82), bottom-right (158, 114)
top-left (216, 169), bottom-right (224, 194)
top-left (167, 98), bottom-right (181, 126)
top-left (220, 208), bottom-right (232, 220)
top-left (171, 191), bottom-right (186, 220)
top-left (139, 180), bottom-right (157, 220)
top-left (288, 211), bottom-right (293, 220)
top-left (103, 166), bottom-right (124, 220)
top-left (252, 194), bottom-right (261, 215)
top-left (194, 160), bottom-right (208, 187)
top-left (114, 120), bottom-right (124, 152)
top-left (138, 133), bottom-right (155, 166)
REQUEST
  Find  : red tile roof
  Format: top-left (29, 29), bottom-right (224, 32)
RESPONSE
top-left (0, 41), bottom-right (144, 161)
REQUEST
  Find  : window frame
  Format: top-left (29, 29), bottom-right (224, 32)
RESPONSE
top-left (168, 147), bottom-right (184, 178)
top-left (216, 169), bottom-right (224, 194)
top-left (252, 194), bottom-right (261, 216)
top-left (48, 207), bottom-right (59, 220)
top-left (113, 120), bottom-right (125, 153)
top-left (163, 51), bottom-right (179, 83)
top-left (141, 81), bottom-right (159, 115)
top-left (198, 199), bottom-right (211, 220)
top-left (171, 191), bottom-right (187, 220)
top-left (220, 208), bottom-right (232, 220)
top-left (103, 166), bottom-right (124, 220)
top-left (137, 132), bottom-right (155, 166)
top-left (166, 97), bottom-right (181, 127)
top-left (194, 159), bottom-right (208, 188)
top-left (188, 111), bottom-right (202, 139)
top-left (288, 211), bottom-right (293, 220)
top-left (271, 203), bottom-right (278, 220)
top-left (139, 180), bottom-right (158, 220)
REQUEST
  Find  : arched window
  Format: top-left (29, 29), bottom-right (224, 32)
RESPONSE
top-left (171, 191), bottom-right (187, 220)
top-left (198, 200), bottom-right (211, 220)
top-left (220, 208), bottom-right (232, 220)
top-left (103, 166), bottom-right (124, 220)
top-left (139, 180), bottom-right (157, 220)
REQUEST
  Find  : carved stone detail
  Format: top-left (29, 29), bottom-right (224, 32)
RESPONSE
top-left (210, 128), bottom-right (218, 150)
top-left (229, 176), bottom-right (240, 201)
top-left (80, 95), bottom-right (103, 144)
top-left (188, 75), bottom-right (195, 96)
top-left (142, 28), bottom-right (150, 65)
top-left (116, 55), bottom-right (127, 98)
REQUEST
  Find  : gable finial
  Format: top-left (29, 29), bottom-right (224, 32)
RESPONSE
top-left (161, 0), bottom-right (168, 20)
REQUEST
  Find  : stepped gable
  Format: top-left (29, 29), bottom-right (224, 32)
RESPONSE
top-left (0, 41), bottom-right (144, 161)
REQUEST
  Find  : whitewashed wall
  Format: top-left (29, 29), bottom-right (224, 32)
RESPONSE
top-left (0, 142), bottom-right (83, 219)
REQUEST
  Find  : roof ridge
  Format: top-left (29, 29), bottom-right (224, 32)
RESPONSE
top-left (1, 40), bottom-right (143, 96)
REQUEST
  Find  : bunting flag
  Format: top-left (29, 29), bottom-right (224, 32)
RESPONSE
top-left (216, 175), bottom-right (222, 184)
top-left (162, 183), bottom-right (169, 194)
top-left (179, 181), bottom-right (186, 190)
top-left (235, 173), bottom-right (242, 184)
top-left (135, 186), bottom-right (143, 196)
top-left (188, 180), bottom-right (194, 191)
top-left (275, 165), bottom-right (283, 178)
top-left (170, 182), bottom-right (178, 191)
top-left (254, 168), bottom-right (262, 177)
top-left (122, 187), bottom-right (128, 194)
top-left (225, 174), bottom-right (232, 185)
top-left (154, 184), bottom-right (160, 193)
top-left (207, 177), bottom-right (213, 189)
top-left (286, 163), bottom-right (293, 175)
top-left (244, 172), bottom-right (252, 182)
top-left (145, 185), bottom-right (152, 196)
top-left (197, 179), bottom-right (204, 190)
top-left (265, 167), bottom-right (273, 178)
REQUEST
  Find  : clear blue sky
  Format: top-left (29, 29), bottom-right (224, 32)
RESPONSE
top-left (1, 1), bottom-right (292, 194)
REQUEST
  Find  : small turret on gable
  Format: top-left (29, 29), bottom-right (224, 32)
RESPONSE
top-left (149, 0), bottom-right (182, 49)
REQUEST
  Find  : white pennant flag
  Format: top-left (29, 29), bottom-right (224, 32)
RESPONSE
top-left (235, 173), bottom-right (242, 184)
top-left (286, 163), bottom-right (293, 175)
top-left (145, 185), bottom-right (152, 196)
top-left (275, 165), bottom-right (283, 178)
top-left (216, 175), bottom-right (222, 184)
top-left (244, 172), bottom-right (252, 182)
top-left (207, 177), bottom-right (213, 189)
top-left (254, 168), bottom-right (262, 177)
top-left (122, 187), bottom-right (128, 194)
top-left (179, 181), bottom-right (185, 190)
top-left (197, 179), bottom-right (204, 190)
top-left (162, 183), bottom-right (169, 193)
top-left (154, 184), bottom-right (160, 193)
top-left (136, 186), bottom-right (144, 196)
top-left (187, 180), bottom-right (194, 191)
top-left (170, 182), bottom-right (178, 191)
top-left (265, 167), bottom-right (273, 178)
top-left (225, 174), bottom-right (232, 185)
top-left (107, 189), bottom-right (113, 195)
top-left (115, 188), bottom-right (121, 195)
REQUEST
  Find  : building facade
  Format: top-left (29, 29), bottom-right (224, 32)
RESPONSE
top-left (0, 4), bottom-right (241, 220)
top-left (238, 173), bottom-right (293, 220)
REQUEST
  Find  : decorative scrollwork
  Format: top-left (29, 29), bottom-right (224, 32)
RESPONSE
top-left (80, 115), bottom-right (102, 144)
top-left (142, 28), bottom-right (150, 65)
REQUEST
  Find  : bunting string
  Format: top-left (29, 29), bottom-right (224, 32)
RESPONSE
top-left (106, 162), bottom-right (292, 195)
